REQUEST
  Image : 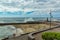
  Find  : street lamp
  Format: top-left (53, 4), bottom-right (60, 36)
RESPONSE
top-left (49, 10), bottom-right (53, 28)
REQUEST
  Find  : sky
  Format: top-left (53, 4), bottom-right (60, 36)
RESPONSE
top-left (0, 0), bottom-right (60, 17)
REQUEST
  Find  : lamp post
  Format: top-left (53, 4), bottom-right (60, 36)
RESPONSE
top-left (49, 10), bottom-right (53, 28)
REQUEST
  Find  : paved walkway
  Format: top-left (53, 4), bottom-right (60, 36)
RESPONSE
top-left (7, 35), bottom-right (28, 40)
top-left (34, 26), bottom-right (60, 40)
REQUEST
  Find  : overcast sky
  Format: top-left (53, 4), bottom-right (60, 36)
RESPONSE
top-left (0, 0), bottom-right (60, 17)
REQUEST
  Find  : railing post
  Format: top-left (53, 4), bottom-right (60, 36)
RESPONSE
top-left (28, 37), bottom-right (35, 40)
top-left (28, 34), bottom-right (35, 40)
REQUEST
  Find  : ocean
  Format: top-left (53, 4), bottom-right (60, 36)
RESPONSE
top-left (0, 17), bottom-right (59, 23)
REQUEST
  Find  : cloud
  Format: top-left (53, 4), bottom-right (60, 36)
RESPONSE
top-left (22, 0), bottom-right (60, 16)
top-left (0, 0), bottom-right (60, 17)
top-left (0, 0), bottom-right (24, 12)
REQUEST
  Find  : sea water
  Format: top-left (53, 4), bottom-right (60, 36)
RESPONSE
top-left (0, 17), bottom-right (59, 23)
top-left (0, 25), bottom-right (16, 40)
